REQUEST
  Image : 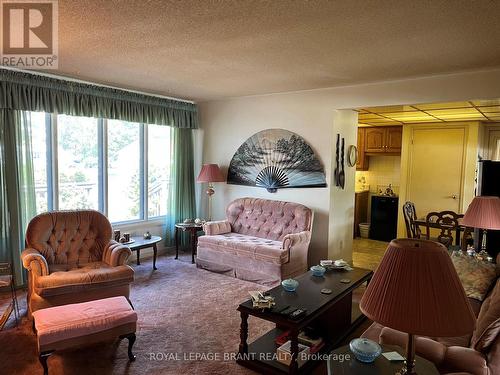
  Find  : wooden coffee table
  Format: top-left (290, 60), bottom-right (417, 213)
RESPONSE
top-left (237, 267), bottom-right (373, 375)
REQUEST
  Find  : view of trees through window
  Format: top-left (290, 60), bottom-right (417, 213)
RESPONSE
top-left (57, 115), bottom-right (99, 210)
top-left (29, 112), bottom-right (171, 223)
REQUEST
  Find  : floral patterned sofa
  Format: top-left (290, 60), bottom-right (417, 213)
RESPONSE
top-left (196, 197), bottom-right (313, 286)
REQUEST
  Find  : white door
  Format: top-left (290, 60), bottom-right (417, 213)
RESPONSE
top-left (407, 127), bottom-right (466, 216)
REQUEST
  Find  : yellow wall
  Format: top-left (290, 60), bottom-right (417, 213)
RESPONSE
top-left (397, 121), bottom-right (480, 238)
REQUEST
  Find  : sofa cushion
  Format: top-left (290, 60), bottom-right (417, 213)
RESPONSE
top-left (471, 279), bottom-right (500, 352)
top-left (197, 233), bottom-right (288, 264)
top-left (226, 197), bottom-right (312, 241)
top-left (451, 256), bottom-right (497, 301)
top-left (33, 296), bottom-right (137, 347)
top-left (35, 262), bottom-right (134, 297)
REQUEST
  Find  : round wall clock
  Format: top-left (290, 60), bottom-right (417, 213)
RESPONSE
top-left (347, 145), bottom-right (358, 167)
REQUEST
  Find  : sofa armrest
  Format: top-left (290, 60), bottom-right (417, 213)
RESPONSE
top-left (21, 248), bottom-right (49, 277)
top-left (380, 327), bottom-right (488, 375)
top-left (103, 240), bottom-right (132, 266)
top-left (203, 220), bottom-right (231, 235)
top-left (282, 231), bottom-right (311, 251)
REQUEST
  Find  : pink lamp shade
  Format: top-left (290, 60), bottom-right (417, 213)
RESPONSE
top-left (196, 164), bottom-right (224, 183)
top-left (462, 196), bottom-right (500, 230)
top-left (360, 239), bottom-right (475, 337)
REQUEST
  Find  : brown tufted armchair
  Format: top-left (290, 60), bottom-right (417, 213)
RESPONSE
top-left (21, 210), bottom-right (134, 316)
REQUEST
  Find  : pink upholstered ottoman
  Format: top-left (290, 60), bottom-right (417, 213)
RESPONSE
top-left (33, 296), bottom-right (137, 375)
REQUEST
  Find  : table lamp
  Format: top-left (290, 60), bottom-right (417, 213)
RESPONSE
top-left (461, 196), bottom-right (500, 255)
top-left (360, 239), bottom-right (475, 374)
top-left (196, 163), bottom-right (224, 221)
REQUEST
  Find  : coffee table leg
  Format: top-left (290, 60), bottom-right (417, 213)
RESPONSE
top-left (153, 244), bottom-right (158, 270)
top-left (239, 311), bottom-right (249, 355)
top-left (136, 249), bottom-right (141, 265)
top-left (175, 227), bottom-right (179, 260)
top-left (289, 330), bottom-right (299, 375)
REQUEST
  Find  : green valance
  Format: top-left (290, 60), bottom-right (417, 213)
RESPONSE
top-left (0, 69), bottom-right (198, 128)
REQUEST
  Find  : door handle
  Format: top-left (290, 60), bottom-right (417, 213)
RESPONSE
top-left (450, 194), bottom-right (458, 200)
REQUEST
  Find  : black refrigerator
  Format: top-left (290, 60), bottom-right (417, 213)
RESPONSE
top-left (370, 195), bottom-right (399, 242)
top-left (478, 160), bottom-right (500, 258)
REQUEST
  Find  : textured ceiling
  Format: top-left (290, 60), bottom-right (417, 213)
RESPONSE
top-left (53, 0), bottom-right (500, 101)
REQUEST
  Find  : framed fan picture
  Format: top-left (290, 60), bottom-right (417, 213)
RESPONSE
top-left (227, 129), bottom-right (327, 192)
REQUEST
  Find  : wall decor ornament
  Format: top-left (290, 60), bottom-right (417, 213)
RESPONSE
top-left (227, 129), bottom-right (327, 193)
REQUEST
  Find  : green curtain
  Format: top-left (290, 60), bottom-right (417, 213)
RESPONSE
top-left (166, 127), bottom-right (196, 246)
top-left (0, 109), bottom-right (36, 285)
top-left (0, 69), bottom-right (198, 129)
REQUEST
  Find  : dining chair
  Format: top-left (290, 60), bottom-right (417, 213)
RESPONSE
top-left (402, 201), bottom-right (421, 239)
top-left (424, 211), bottom-right (463, 248)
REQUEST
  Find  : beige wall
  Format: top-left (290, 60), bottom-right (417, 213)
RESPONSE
top-left (199, 68), bottom-right (500, 264)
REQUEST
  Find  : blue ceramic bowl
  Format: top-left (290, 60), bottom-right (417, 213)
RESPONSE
top-left (281, 278), bottom-right (299, 292)
top-left (349, 338), bottom-right (382, 363)
top-left (310, 265), bottom-right (326, 277)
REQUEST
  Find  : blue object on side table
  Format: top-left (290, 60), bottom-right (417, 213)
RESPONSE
top-left (310, 265), bottom-right (326, 277)
top-left (281, 278), bottom-right (299, 292)
top-left (349, 338), bottom-right (382, 363)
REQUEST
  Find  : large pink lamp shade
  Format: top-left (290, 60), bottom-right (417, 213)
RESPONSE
top-left (462, 196), bottom-right (500, 254)
top-left (462, 196), bottom-right (500, 230)
top-left (196, 164), bottom-right (224, 184)
top-left (196, 164), bottom-right (225, 221)
top-left (360, 239), bottom-right (475, 374)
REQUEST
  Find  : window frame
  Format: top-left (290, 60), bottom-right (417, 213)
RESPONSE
top-left (35, 113), bottom-right (169, 225)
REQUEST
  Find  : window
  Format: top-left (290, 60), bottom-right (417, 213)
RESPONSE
top-left (57, 115), bottom-right (99, 210)
top-left (107, 120), bottom-right (141, 222)
top-left (30, 112), bottom-right (49, 214)
top-left (30, 112), bottom-right (171, 223)
top-left (148, 125), bottom-right (171, 217)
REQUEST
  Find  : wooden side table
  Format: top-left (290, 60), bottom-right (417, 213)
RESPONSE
top-left (327, 344), bottom-right (439, 375)
top-left (175, 223), bottom-right (203, 263)
top-left (0, 262), bottom-right (20, 329)
top-left (128, 236), bottom-right (162, 271)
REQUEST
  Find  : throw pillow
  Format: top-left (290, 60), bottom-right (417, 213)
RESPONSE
top-left (451, 256), bottom-right (497, 302)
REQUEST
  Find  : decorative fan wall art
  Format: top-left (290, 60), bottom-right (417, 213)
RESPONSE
top-left (227, 129), bottom-right (327, 192)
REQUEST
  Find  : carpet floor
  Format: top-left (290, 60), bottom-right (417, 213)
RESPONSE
top-left (0, 252), bottom-right (276, 375)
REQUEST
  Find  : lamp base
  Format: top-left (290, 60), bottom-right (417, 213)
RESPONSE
top-left (395, 333), bottom-right (417, 375)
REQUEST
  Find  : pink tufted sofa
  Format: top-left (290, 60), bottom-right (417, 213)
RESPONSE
top-left (21, 210), bottom-right (134, 315)
top-left (196, 197), bottom-right (313, 286)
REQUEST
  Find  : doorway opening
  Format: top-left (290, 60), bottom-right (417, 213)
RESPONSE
top-left (351, 99), bottom-right (500, 269)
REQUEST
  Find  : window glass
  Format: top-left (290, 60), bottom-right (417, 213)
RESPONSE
top-left (148, 125), bottom-right (171, 217)
top-left (107, 120), bottom-right (141, 222)
top-left (30, 112), bottom-right (49, 213)
top-left (57, 115), bottom-right (99, 210)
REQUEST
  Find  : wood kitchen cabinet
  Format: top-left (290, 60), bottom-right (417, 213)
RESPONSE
top-left (356, 128), bottom-right (369, 171)
top-left (365, 126), bottom-right (402, 154)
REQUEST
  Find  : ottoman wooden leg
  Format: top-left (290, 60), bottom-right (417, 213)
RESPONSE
top-left (120, 333), bottom-right (136, 361)
top-left (39, 351), bottom-right (53, 375)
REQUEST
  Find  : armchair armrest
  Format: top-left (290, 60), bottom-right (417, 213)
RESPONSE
top-left (203, 220), bottom-right (231, 235)
top-left (380, 327), bottom-right (488, 375)
top-left (103, 240), bottom-right (132, 267)
top-left (21, 248), bottom-right (49, 277)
